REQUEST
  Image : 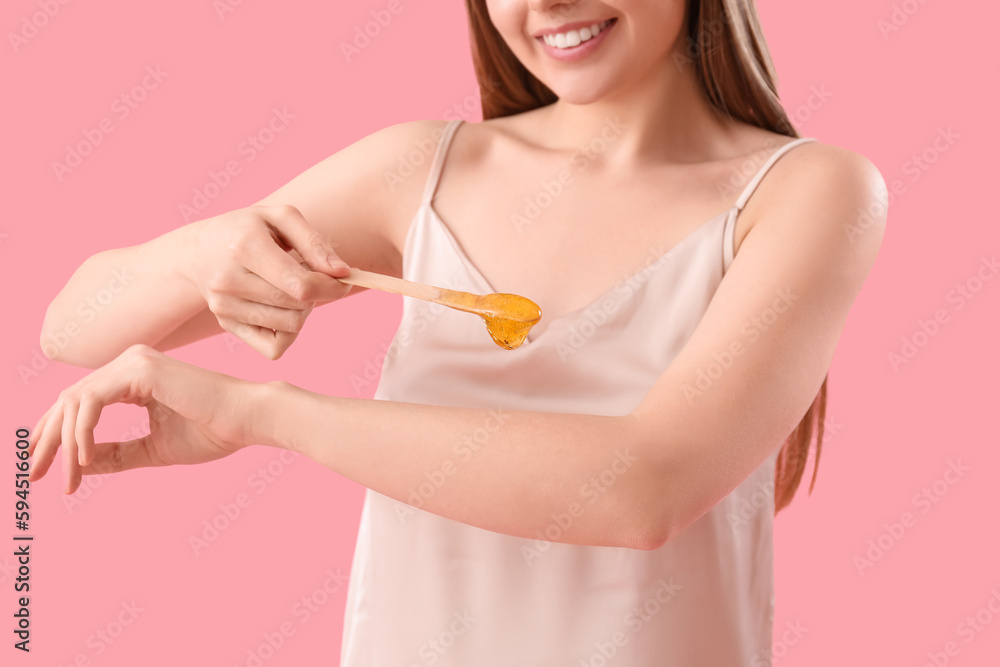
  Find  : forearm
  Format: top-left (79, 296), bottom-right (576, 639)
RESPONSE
top-left (41, 222), bottom-right (206, 367)
top-left (251, 381), bottom-right (659, 550)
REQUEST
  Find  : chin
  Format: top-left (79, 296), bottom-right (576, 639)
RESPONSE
top-left (540, 75), bottom-right (617, 107)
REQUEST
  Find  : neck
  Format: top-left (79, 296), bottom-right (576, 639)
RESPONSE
top-left (537, 59), bottom-right (739, 166)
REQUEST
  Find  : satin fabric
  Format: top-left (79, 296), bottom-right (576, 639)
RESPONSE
top-left (340, 119), bottom-right (817, 666)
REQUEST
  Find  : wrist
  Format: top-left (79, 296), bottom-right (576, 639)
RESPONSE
top-left (131, 219), bottom-right (205, 305)
top-left (247, 380), bottom-right (303, 453)
top-left (167, 218), bottom-right (207, 291)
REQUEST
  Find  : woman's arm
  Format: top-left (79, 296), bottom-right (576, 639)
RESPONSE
top-left (40, 224), bottom-right (206, 367)
top-left (30, 143), bottom-right (886, 552)
top-left (243, 142), bottom-right (887, 550)
top-left (40, 119), bottom-right (452, 368)
top-left (256, 383), bottom-right (651, 548)
top-left (41, 206), bottom-right (353, 367)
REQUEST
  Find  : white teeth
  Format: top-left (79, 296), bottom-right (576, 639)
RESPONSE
top-left (542, 19), bottom-right (611, 49)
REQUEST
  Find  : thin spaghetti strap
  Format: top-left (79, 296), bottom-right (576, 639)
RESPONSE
top-left (733, 137), bottom-right (818, 211)
top-left (420, 119), bottom-right (465, 207)
top-left (723, 137), bottom-right (818, 268)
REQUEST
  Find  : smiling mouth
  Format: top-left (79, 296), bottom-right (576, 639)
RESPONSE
top-left (538, 18), bottom-right (616, 50)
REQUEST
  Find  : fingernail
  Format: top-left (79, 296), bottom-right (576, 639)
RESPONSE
top-left (327, 256), bottom-right (349, 270)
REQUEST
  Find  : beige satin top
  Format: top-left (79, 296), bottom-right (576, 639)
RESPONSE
top-left (341, 119), bottom-right (817, 666)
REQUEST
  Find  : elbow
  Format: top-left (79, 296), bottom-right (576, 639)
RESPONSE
top-left (37, 253), bottom-right (116, 368)
top-left (613, 459), bottom-right (677, 551)
top-left (38, 311), bottom-right (103, 369)
top-left (616, 421), bottom-right (678, 551)
top-left (38, 306), bottom-right (68, 363)
top-left (606, 510), bottom-right (671, 551)
top-left (593, 506), bottom-right (670, 551)
top-left (628, 510), bottom-right (674, 551)
top-left (38, 338), bottom-right (100, 369)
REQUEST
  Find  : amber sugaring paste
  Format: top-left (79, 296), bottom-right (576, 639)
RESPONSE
top-left (442, 290), bottom-right (542, 350)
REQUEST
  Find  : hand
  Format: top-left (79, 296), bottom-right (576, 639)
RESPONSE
top-left (27, 344), bottom-right (259, 494)
top-left (186, 204), bottom-right (354, 360)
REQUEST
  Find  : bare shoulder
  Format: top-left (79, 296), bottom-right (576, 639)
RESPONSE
top-left (438, 114), bottom-right (512, 167)
top-left (351, 118), bottom-right (458, 253)
top-left (253, 118), bottom-right (457, 276)
top-left (353, 117), bottom-right (509, 268)
top-left (450, 108), bottom-right (556, 161)
top-left (740, 138), bottom-right (889, 269)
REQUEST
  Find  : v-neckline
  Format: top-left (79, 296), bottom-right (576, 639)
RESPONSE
top-left (424, 201), bottom-right (735, 346)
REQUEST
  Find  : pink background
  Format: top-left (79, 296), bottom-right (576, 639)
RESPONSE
top-left (2, 0), bottom-right (997, 665)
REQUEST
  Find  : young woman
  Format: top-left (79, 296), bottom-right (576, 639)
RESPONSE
top-left (29, 0), bottom-right (886, 663)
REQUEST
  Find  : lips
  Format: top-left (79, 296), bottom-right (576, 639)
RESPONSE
top-left (538, 19), bottom-right (613, 49)
top-left (535, 17), bottom-right (617, 62)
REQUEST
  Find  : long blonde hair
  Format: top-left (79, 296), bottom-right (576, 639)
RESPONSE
top-left (463, 0), bottom-right (826, 513)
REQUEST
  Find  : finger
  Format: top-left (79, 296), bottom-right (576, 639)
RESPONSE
top-left (210, 293), bottom-right (310, 334)
top-left (239, 232), bottom-right (351, 304)
top-left (208, 267), bottom-right (310, 310)
top-left (217, 316), bottom-right (298, 361)
top-left (28, 405), bottom-right (55, 458)
top-left (76, 396), bottom-right (103, 468)
top-left (236, 266), bottom-right (352, 308)
top-left (61, 404), bottom-right (82, 494)
top-left (83, 436), bottom-right (158, 476)
top-left (255, 204), bottom-right (351, 276)
top-left (29, 406), bottom-right (64, 482)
